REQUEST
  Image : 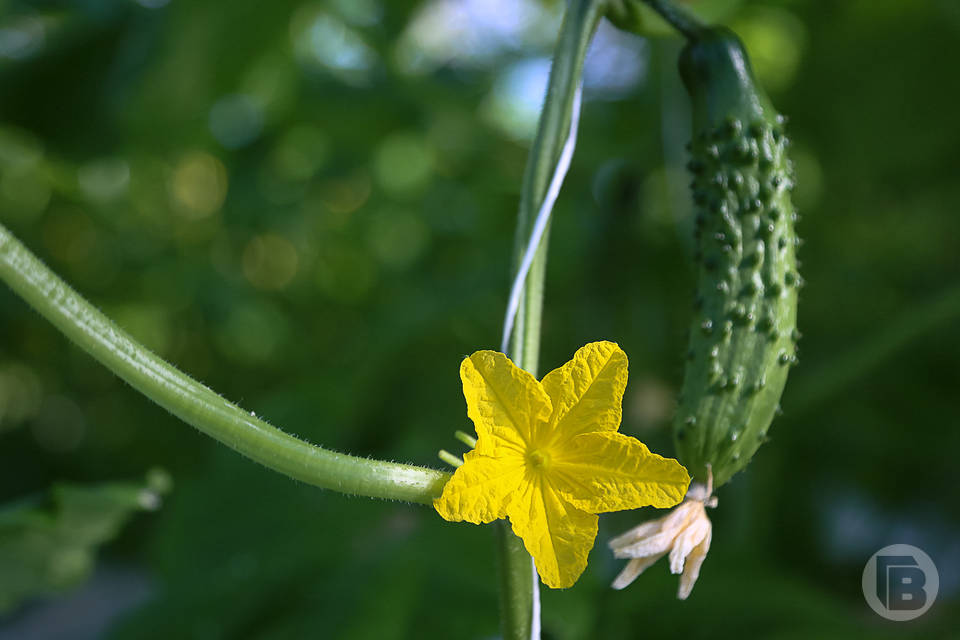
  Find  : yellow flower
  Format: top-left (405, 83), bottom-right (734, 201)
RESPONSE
top-left (434, 341), bottom-right (690, 589)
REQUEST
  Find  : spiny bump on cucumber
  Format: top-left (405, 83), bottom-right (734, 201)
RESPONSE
top-left (672, 27), bottom-right (800, 488)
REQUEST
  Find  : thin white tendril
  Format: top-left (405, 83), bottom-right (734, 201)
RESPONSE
top-left (500, 82), bottom-right (584, 355)
top-left (530, 557), bottom-right (541, 640)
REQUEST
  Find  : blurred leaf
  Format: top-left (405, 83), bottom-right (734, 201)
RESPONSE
top-left (0, 470), bottom-right (169, 614)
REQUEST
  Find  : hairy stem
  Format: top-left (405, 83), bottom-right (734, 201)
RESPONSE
top-left (0, 223), bottom-right (449, 504)
top-left (499, 1), bottom-right (604, 638)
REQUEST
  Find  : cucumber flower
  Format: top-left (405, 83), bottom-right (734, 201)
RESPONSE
top-left (434, 341), bottom-right (690, 589)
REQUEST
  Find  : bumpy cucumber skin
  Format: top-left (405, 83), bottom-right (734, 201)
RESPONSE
top-left (673, 28), bottom-right (800, 488)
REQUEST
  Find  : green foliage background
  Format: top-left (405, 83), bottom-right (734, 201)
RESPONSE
top-left (1, 0), bottom-right (958, 637)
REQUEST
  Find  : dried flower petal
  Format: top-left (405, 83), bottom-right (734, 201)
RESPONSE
top-left (609, 477), bottom-right (715, 599)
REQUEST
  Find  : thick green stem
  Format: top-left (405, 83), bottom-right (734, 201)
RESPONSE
top-left (509, 0), bottom-right (604, 375)
top-left (641, 0), bottom-right (704, 39)
top-left (499, 1), bottom-right (604, 639)
top-left (0, 223), bottom-right (449, 504)
top-left (495, 521), bottom-right (537, 638)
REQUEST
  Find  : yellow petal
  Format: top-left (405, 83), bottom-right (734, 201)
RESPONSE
top-left (506, 475), bottom-right (598, 589)
top-left (461, 350), bottom-right (551, 449)
top-left (552, 431), bottom-right (689, 513)
top-left (433, 449), bottom-right (526, 524)
top-left (540, 341), bottom-right (627, 445)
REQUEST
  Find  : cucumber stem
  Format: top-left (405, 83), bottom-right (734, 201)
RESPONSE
top-left (0, 222), bottom-right (449, 504)
top-left (641, 0), bottom-right (705, 40)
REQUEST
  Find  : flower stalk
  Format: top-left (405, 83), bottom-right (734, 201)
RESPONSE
top-left (496, 0), bottom-right (605, 637)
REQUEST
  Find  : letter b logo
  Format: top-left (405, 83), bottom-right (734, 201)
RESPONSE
top-left (876, 555), bottom-right (925, 610)
top-left (863, 545), bottom-right (938, 621)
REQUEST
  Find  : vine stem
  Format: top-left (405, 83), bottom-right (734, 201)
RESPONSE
top-left (639, 0), bottom-right (705, 39)
top-left (508, 0), bottom-right (604, 373)
top-left (0, 223), bottom-right (449, 504)
top-left (497, 1), bottom-right (604, 639)
top-left (500, 83), bottom-right (582, 355)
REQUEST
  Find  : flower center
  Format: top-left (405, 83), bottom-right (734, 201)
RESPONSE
top-left (527, 449), bottom-right (551, 470)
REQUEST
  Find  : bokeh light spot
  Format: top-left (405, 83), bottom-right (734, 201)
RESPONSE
top-left (135, 0), bottom-right (170, 9)
top-left (242, 233), bottom-right (300, 290)
top-left (627, 376), bottom-right (674, 432)
top-left (734, 7), bottom-right (807, 92)
top-left (0, 362), bottom-right (43, 431)
top-left (395, 0), bottom-right (559, 74)
top-left (78, 157), bottom-right (130, 202)
top-left (583, 20), bottom-right (648, 97)
top-left (291, 8), bottom-right (377, 83)
top-left (331, 0), bottom-right (383, 27)
top-left (209, 94), bottom-right (265, 150)
top-left (317, 172), bottom-right (372, 218)
top-left (169, 151), bottom-right (228, 219)
top-left (373, 133), bottom-right (434, 195)
top-left (0, 16), bottom-right (46, 61)
top-left (366, 209), bottom-right (430, 270)
top-left (481, 58), bottom-right (550, 141)
top-left (270, 125), bottom-right (330, 183)
top-left (0, 126), bottom-right (43, 169)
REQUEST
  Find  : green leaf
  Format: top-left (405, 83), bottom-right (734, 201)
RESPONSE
top-left (0, 469), bottom-right (170, 614)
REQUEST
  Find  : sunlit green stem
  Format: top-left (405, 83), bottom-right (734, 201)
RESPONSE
top-left (495, 521), bottom-right (537, 640)
top-left (0, 223), bottom-right (449, 504)
top-left (509, 0), bottom-right (603, 376)
top-left (499, 1), bottom-right (604, 639)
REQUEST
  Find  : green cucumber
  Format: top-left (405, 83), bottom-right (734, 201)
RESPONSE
top-left (672, 27), bottom-right (800, 488)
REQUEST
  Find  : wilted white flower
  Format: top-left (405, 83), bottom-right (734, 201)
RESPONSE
top-left (609, 468), bottom-right (717, 599)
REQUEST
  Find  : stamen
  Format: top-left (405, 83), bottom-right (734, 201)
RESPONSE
top-left (527, 450), bottom-right (550, 469)
top-left (438, 449), bottom-right (464, 468)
